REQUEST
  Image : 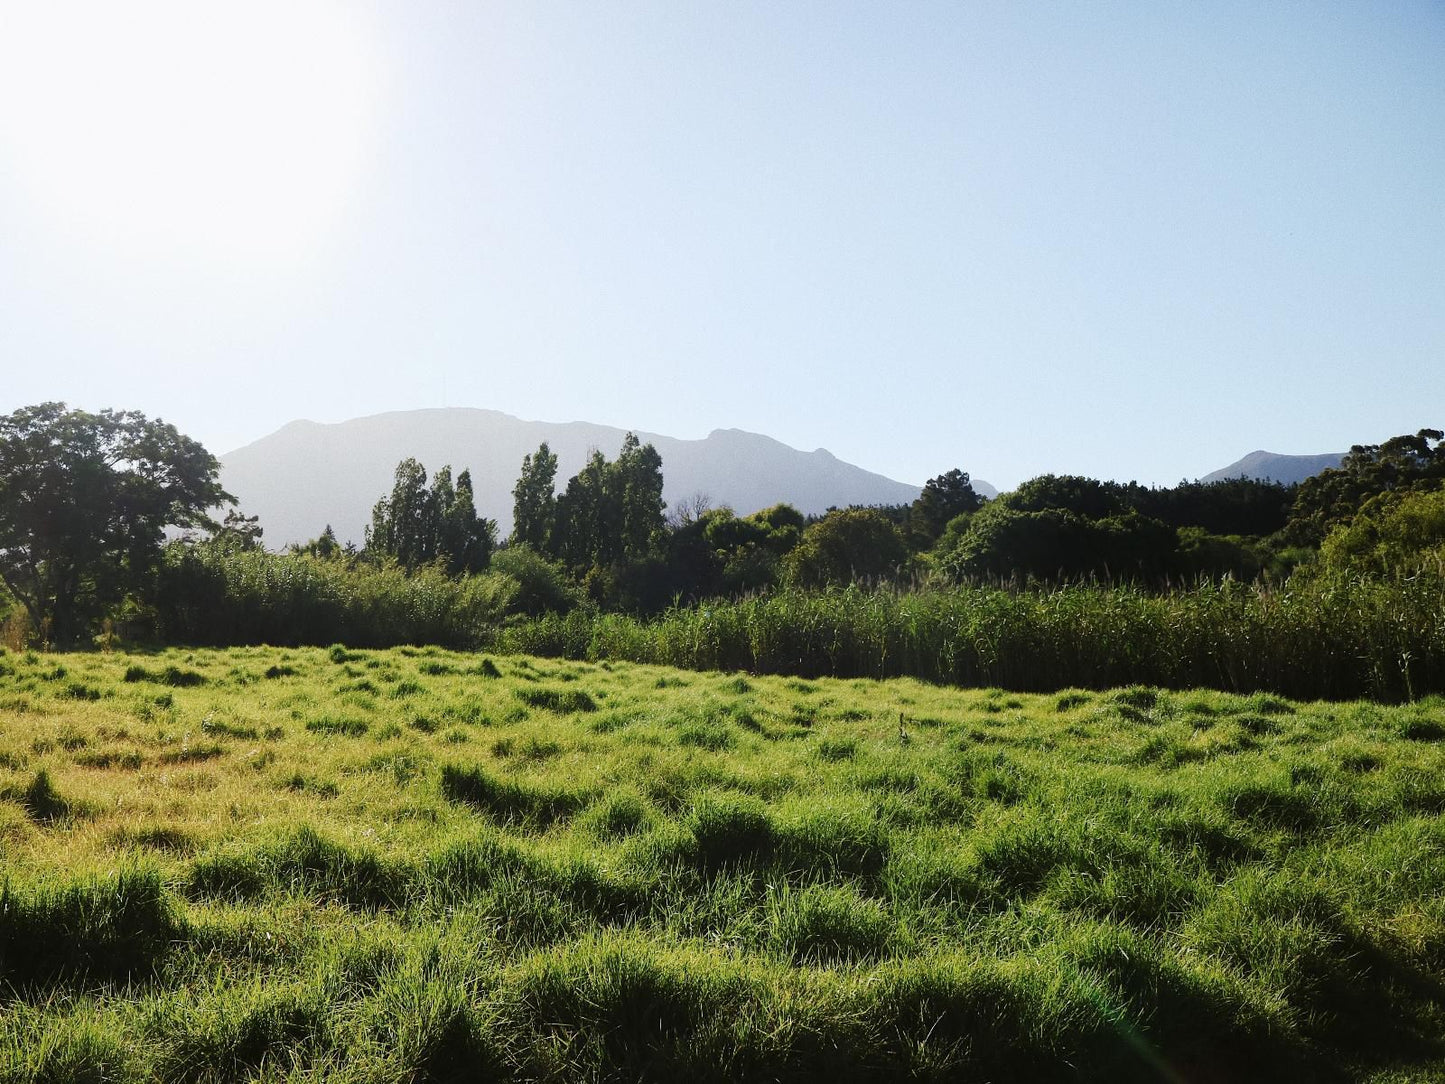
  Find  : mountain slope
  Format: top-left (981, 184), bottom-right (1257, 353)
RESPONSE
top-left (220, 409), bottom-right (992, 547)
top-left (1200, 450), bottom-right (1344, 486)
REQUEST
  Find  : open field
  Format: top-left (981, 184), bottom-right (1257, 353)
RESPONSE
top-left (1, 645), bottom-right (1444, 1081)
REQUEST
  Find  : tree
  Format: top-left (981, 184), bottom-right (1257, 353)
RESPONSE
top-left (1286, 429), bottom-right (1445, 546)
top-left (290, 525), bottom-right (343, 561)
top-left (367, 457), bottom-right (433, 569)
top-left (436, 468), bottom-right (494, 575)
top-left (0, 403), bottom-right (229, 643)
top-left (366, 459), bottom-right (495, 574)
top-left (610, 431), bottom-right (666, 563)
top-left (208, 509), bottom-right (264, 552)
top-left (784, 508), bottom-right (909, 587)
top-left (511, 442), bottom-right (558, 550)
top-left (552, 449), bottom-right (609, 568)
top-left (1319, 484), bottom-right (1445, 575)
top-left (548, 434), bottom-right (666, 571)
top-left (909, 469), bottom-right (984, 545)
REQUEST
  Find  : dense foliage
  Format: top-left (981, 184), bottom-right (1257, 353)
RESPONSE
top-left (366, 459), bottom-right (496, 575)
top-left (0, 403), bottom-right (227, 644)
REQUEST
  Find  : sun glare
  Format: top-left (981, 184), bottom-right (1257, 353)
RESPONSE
top-left (0, 1), bottom-right (378, 262)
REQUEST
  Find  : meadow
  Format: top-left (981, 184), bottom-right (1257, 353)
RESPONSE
top-left (1, 644), bottom-right (1443, 1081)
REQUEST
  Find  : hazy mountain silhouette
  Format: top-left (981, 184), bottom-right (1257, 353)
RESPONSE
top-left (1200, 449), bottom-right (1344, 486)
top-left (219, 409), bottom-right (996, 548)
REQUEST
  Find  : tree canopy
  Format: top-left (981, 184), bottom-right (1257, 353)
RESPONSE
top-left (365, 458), bottom-right (495, 575)
top-left (1286, 429), bottom-right (1445, 546)
top-left (0, 403), bottom-right (228, 642)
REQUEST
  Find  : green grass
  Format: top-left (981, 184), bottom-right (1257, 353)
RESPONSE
top-left (0, 644), bottom-right (1443, 1080)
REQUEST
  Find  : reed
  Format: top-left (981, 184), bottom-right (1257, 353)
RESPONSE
top-left (493, 572), bottom-right (1445, 701)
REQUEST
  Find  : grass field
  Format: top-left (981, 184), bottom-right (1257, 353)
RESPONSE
top-left (1, 644), bottom-right (1443, 1081)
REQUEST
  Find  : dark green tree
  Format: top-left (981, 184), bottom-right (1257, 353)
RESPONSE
top-left (610, 431), bottom-right (666, 563)
top-left (549, 434), bottom-right (666, 571)
top-left (437, 468), bottom-right (494, 575)
top-left (909, 468), bottom-right (984, 545)
top-left (289, 525), bottom-right (343, 561)
top-left (366, 459), bottom-right (494, 573)
top-left (511, 442), bottom-right (558, 550)
top-left (0, 403), bottom-right (229, 643)
top-left (207, 509), bottom-right (264, 552)
top-left (1285, 429), bottom-right (1445, 546)
top-left (552, 449), bottom-right (609, 568)
top-left (784, 508), bottom-right (909, 587)
top-left (366, 458), bottom-right (434, 569)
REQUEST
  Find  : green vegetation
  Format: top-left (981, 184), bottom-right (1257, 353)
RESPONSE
top-left (1, 645), bottom-right (1443, 1080)
top-left (0, 402), bottom-right (228, 644)
top-left (496, 574), bottom-right (1445, 702)
top-left (366, 458), bottom-right (496, 575)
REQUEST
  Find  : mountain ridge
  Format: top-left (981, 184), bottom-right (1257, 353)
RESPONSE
top-left (1200, 449), bottom-right (1344, 486)
top-left (220, 408), bottom-right (996, 548)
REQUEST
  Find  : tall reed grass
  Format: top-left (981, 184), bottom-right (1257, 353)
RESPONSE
top-left (151, 547), bottom-right (516, 648)
top-left (492, 573), bottom-right (1445, 701)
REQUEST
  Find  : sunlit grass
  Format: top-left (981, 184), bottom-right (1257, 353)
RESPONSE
top-left (1, 643), bottom-right (1443, 1080)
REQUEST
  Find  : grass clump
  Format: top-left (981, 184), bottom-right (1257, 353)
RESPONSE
top-left (0, 869), bottom-right (185, 988)
top-left (305, 715), bottom-right (369, 737)
top-left (440, 763), bottom-right (587, 828)
top-left (515, 687), bottom-right (597, 714)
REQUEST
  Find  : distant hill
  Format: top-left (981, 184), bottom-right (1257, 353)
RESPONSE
top-left (1201, 450), bottom-right (1345, 486)
top-left (219, 409), bottom-right (996, 548)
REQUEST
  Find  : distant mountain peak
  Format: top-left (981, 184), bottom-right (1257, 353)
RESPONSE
top-left (1201, 449), bottom-right (1344, 486)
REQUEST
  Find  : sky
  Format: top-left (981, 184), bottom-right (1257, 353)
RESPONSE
top-left (1, 1), bottom-right (1442, 493)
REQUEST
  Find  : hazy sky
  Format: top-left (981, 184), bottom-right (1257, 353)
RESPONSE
top-left (1, 1), bottom-right (1442, 491)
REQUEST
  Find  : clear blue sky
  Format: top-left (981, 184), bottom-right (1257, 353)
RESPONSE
top-left (1, 1), bottom-right (1441, 492)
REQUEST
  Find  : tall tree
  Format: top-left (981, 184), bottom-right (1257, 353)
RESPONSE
top-left (552, 450), bottom-right (609, 568)
top-left (366, 459), bottom-right (494, 573)
top-left (366, 457), bottom-right (434, 570)
top-left (548, 434), bottom-right (666, 570)
top-left (909, 468), bottom-right (984, 545)
top-left (610, 431), bottom-right (666, 563)
top-left (511, 442), bottom-right (558, 550)
top-left (438, 468), bottom-right (494, 574)
top-left (0, 403), bottom-right (229, 643)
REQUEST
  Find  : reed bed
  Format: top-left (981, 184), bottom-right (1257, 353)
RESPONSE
top-left (494, 574), bottom-right (1445, 702)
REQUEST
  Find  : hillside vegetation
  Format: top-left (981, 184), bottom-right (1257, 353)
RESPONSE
top-left (2, 645), bottom-right (1443, 1081)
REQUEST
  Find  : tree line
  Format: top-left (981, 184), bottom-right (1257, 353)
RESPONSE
top-left (2, 400), bottom-right (1443, 647)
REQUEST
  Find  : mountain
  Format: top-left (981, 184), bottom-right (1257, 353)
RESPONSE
top-left (1200, 450), bottom-right (1344, 486)
top-left (219, 409), bottom-right (994, 548)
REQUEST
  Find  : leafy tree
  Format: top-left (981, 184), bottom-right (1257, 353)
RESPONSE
top-left (611, 432), bottom-right (666, 563)
top-left (549, 434), bottom-right (665, 571)
top-left (1002, 475), bottom-right (1126, 518)
top-left (552, 450), bottom-right (610, 568)
top-left (784, 508), bottom-right (909, 587)
top-left (366, 459), bottom-right (495, 574)
top-left (207, 509), bottom-right (264, 553)
top-left (1319, 485), bottom-right (1445, 575)
top-left (909, 469), bottom-right (984, 545)
top-left (0, 403), bottom-right (228, 643)
top-left (511, 442), bottom-right (558, 550)
top-left (367, 457), bottom-right (432, 569)
top-left (1286, 428), bottom-right (1445, 546)
top-left (435, 467), bottom-right (494, 575)
top-left (1128, 477), bottom-right (1295, 538)
top-left (938, 502), bottom-right (1177, 583)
